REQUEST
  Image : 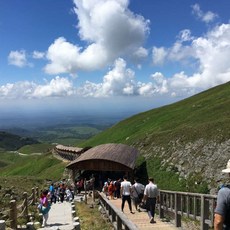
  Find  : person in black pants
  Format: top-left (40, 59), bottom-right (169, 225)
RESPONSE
top-left (120, 176), bottom-right (134, 213)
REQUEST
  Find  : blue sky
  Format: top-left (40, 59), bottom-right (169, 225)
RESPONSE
top-left (0, 0), bottom-right (230, 118)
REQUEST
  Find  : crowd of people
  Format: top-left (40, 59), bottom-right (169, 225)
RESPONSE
top-left (37, 157), bottom-right (230, 229)
top-left (38, 180), bottom-right (75, 228)
top-left (102, 176), bottom-right (159, 224)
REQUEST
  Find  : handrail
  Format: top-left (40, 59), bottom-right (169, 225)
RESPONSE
top-left (98, 192), bottom-right (139, 230)
top-left (97, 189), bottom-right (217, 230)
top-left (0, 187), bottom-right (40, 229)
top-left (159, 189), bottom-right (217, 230)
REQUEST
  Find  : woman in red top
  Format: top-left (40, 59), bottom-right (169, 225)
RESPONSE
top-left (108, 181), bottom-right (115, 200)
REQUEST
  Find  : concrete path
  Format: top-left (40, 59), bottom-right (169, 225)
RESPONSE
top-left (38, 201), bottom-right (74, 230)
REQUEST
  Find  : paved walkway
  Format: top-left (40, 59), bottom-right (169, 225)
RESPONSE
top-left (110, 198), bottom-right (179, 230)
top-left (38, 201), bottom-right (74, 230)
top-left (36, 194), bottom-right (178, 230)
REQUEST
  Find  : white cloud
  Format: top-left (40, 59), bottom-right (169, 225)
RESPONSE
top-left (0, 81), bottom-right (37, 99)
top-left (0, 77), bottom-right (74, 99)
top-left (78, 58), bottom-right (137, 97)
top-left (191, 4), bottom-right (218, 23)
top-left (8, 50), bottom-right (30, 67)
top-left (33, 76), bottom-right (74, 97)
top-left (152, 47), bottom-right (167, 65)
top-left (2, 22), bottom-right (230, 101)
top-left (150, 23), bottom-right (230, 96)
top-left (33, 51), bottom-right (45, 59)
top-left (44, 0), bottom-right (149, 74)
top-left (151, 72), bottom-right (168, 94)
top-left (132, 47), bottom-right (148, 60)
top-left (177, 29), bottom-right (194, 42)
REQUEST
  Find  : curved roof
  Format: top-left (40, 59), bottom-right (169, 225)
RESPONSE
top-left (66, 143), bottom-right (139, 172)
top-left (56, 144), bottom-right (83, 153)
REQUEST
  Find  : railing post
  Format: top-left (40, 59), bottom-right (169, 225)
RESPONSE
top-left (186, 194), bottom-right (190, 218)
top-left (36, 187), bottom-right (39, 200)
top-left (210, 198), bottom-right (215, 228)
top-left (9, 200), bottom-right (17, 229)
top-left (0, 220), bottom-right (6, 230)
top-left (23, 192), bottom-right (29, 222)
top-left (117, 216), bottom-right (122, 230)
top-left (32, 188), bottom-right (36, 205)
top-left (193, 196), bottom-right (197, 220)
top-left (159, 191), bottom-right (164, 218)
top-left (200, 195), bottom-right (209, 230)
top-left (175, 193), bottom-right (181, 227)
top-left (84, 179), bottom-right (87, 204)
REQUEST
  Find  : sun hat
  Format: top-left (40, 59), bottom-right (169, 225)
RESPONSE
top-left (222, 159), bottom-right (230, 173)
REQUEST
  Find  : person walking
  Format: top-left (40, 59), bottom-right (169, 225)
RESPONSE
top-left (120, 176), bottom-right (134, 213)
top-left (132, 179), bottom-right (145, 211)
top-left (214, 159), bottom-right (230, 230)
top-left (142, 177), bottom-right (159, 224)
top-left (39, 190), bottom-right (51, 227)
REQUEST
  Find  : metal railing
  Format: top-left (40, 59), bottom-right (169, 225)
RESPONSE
top-left (159, 190), bottom-right (217, 230)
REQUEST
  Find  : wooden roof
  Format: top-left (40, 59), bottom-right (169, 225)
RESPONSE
top-left (66, 143), bottom-right (139, 171)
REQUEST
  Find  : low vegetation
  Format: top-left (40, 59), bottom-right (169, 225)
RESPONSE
top-left (76, 198), bottom-right (113, 230)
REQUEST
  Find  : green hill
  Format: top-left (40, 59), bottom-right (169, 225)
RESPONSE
top-left (80, 82), bottom-right (230, 193)
top-left (0, 131), bottom-right (39, 151)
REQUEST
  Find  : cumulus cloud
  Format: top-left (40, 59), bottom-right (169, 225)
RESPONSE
top-left (78, 58), bottom-right (137, 97)
top-left (44, 0), bottom-right (149, 74)
top-left (152, 47), bottom-right (167, 65)
top-left (78, 58), bottom-right (163, 97)
top-left (8, 50), bottom-right (30, 67)
top-left (0, 77), bottom-right (74, 99)
top-left (191, 3), bottom-right (218, 23)
top-left (33, 51), bottom-right (45, 59)
top-left (152, 33), bottom-right (194, 65)
top-left (150, 23), bottom-right (230, 96)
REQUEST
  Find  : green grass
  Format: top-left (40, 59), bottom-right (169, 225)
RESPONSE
top-left (18, 143), bottom-right (54, 154)
top-left (0, 151), bottom-right (66, 181)
top-left (76, 198), bottom-right (113, 230)
top-left (81, 82), bottom-right (230, 147)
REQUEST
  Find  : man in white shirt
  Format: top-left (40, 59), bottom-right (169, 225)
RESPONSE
top-left (142, 177), bottom-right (159, 223)
top-left (120, 176), bottom-right (134, 213)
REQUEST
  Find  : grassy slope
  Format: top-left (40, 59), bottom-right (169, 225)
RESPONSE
top-left (0, 151), bottom-right (66, 181)
top-left (81, 82), bottom-right (230, 147)
top-left (18, 143), bottom-right (54, 154)
top-left (79, 82), bottom-right (230, 192)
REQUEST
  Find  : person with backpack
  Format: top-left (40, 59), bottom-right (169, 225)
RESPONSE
top-left (142, 177), bottom-right (159, 224)
top-left (214, 159), bottom-right (230, 230)
top-left (131, 179), bottom-right (145, 211)
top-left (39, 190), bottom-right (51, 227)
